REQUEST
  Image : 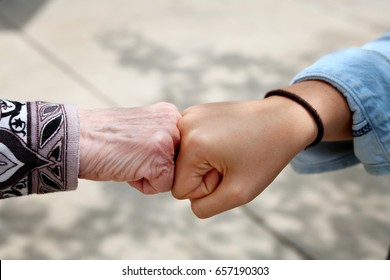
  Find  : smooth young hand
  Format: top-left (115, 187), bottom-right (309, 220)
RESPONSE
top-left (172, 81), bottom-right (352, 218)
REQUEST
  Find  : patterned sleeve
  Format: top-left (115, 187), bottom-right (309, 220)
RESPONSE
top-left (0, 99), bottom-right (79, 199)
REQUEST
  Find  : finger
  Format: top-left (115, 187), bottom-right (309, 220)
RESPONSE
top-left (203, 168), bottom-right (222, 195)
top-left (180, 168), bottom-right (222, 199)
top-left (127, 174), bottom-right (173, 194)
top-left (147, 167), bottom-right (175, 193)
top-left (151, 102), bottom-right (181, 147)
top-left (189, 175), bottom-right (254, 219)
top-left (172, 146), bottom-right (217, 199)
top-left (128, 178), bottom-right (152, 194)
top-left (128, 162), bottom-right (175, 194)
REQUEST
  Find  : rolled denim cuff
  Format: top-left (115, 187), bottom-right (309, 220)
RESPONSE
top-left (0, 99), bottom-right (79, 198)
top-left (290, 34), bottom-right (390, 175)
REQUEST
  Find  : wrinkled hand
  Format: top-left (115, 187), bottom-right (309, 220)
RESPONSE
top-left (78, 102), bottom-right (181, 194)
top-left (172, 99), bottom-right (317, 218)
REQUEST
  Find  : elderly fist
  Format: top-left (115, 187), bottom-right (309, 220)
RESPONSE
top-left (78, 102), bottom-right (180, 194)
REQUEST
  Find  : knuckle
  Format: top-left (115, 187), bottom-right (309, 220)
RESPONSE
top-left (150, 130), bottom-right (172, 146)
top-left (177, 117), bottom-right (187, 132)
top-left (181, 107), bottom-right (192, 116)
top-left (155, 102), bottom-right (180, 116)
top-left (147, 133), bottom-right (170, 153)
top-left (171, 188), bottom-right (185, 200)
top-left (184, 129), bottom-right (208, 150)
top-left (154, 101), bottom-right (175, 109)
top-left (145, 134), bottom-right (176, 166)
top-left (149, 102), bottom-right (181, 125)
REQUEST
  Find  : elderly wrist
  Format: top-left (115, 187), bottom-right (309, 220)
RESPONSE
top-left (77, 109), bottom-right (95, 179)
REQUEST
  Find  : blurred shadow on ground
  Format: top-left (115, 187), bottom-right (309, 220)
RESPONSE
top-left (251, 165), bottom-right (390, 259)
top-left (0, 0), bottom-right (51, 30)
top-left (96, 29), bottom-right (299, 109)
top-left (95, 28), bottom-right (390, 259)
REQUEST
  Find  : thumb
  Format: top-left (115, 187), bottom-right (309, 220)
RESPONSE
top-left (190, 173), bottom-right (255, 219)
top-left (172, 149), bottom-right (221, 200)
top-left (128, 167), bottom-right (174, 195)
top-left (186, 168), bottom-right (222, 199)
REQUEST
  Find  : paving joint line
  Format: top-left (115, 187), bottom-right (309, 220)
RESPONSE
top-left (0, 9), bottom-right (119, 108)
top-left (241, 205), bottom-right (315, 260)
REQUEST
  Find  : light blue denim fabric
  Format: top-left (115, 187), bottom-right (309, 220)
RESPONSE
top-left (290, 31), bottom-right (390, 175)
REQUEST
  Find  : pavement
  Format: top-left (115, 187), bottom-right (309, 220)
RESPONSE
top-left (0, 0), bottom-right (389, 260)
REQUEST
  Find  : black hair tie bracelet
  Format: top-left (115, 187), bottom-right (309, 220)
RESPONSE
top-left (265, 89), bottom-right (324, 150)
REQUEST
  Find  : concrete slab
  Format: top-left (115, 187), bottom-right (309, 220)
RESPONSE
top-left (0, 19), bottom-right (108, 108)
top-left (0, 0), bottom-right (389, 260)
top-left (0, 181), bottom-right (304, 259)
top-left (1, 0), bottom-right (387, 108)
top-left (247, 166), bottom-right (390, 259)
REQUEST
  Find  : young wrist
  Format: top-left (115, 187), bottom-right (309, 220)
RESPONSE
top-left (284, 81), bottom-right (352, 141)
top-left (260, 96), bottom-right (318, 152)
top-left (265, 89), bottom-right (324, 149)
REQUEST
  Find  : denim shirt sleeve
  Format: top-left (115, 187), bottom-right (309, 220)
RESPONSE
top-left (290, 31), bottom-right (390, 175)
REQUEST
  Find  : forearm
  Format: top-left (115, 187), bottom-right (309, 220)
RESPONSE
top-left (290, 31), bottom-right (390, 175)
top-left (0, 100), bottom-right (181, 199)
